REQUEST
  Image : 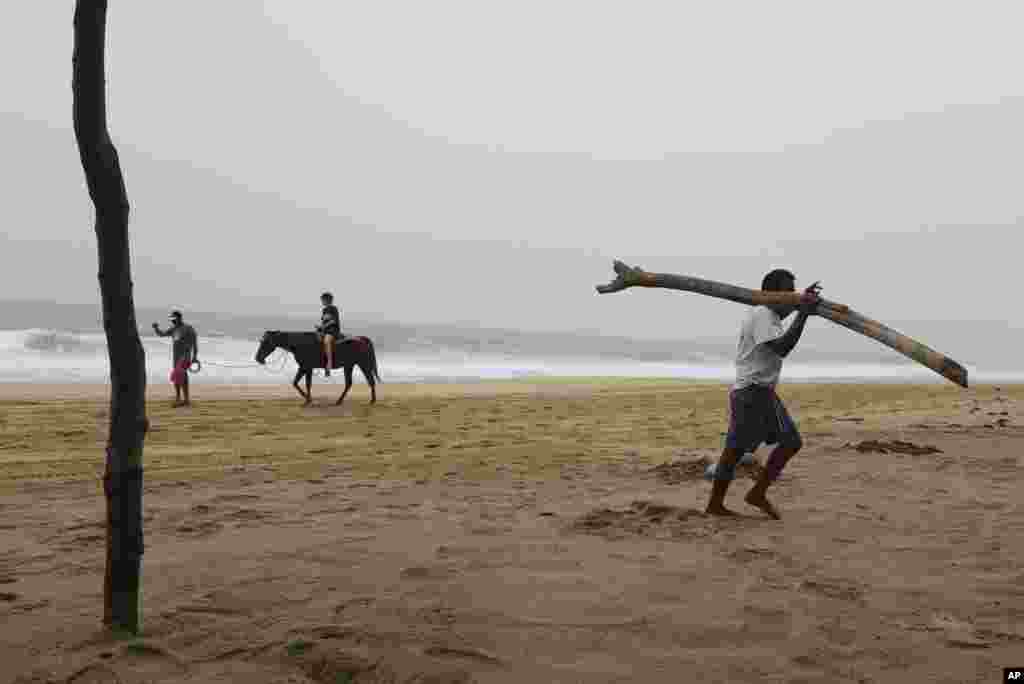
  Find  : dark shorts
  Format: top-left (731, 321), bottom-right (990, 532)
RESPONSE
top-left (724, 384), bottom-right (802, 452)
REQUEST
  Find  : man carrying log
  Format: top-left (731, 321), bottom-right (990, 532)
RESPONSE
top-left (706, 269), bottom-right (820, 519)
top-left (596, 259), bottom-right (966, 509)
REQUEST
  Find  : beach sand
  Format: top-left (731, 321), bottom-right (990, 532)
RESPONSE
top-left (2, 379), bottom-right (1022, 683)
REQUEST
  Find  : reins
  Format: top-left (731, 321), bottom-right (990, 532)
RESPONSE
top-left (193, 349), bottom-right (292, 374)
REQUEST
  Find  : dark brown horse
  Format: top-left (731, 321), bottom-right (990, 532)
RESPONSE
top-left (255, 331), bottom-right (380, 405)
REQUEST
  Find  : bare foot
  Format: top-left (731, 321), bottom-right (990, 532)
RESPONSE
top-left (744, 492), bottom-right (781, 519)
top-left (705, 504), bottom-right (738, 517)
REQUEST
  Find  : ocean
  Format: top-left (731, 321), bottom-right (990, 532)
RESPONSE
top-left (1, 301), bottom-right (1020, 386)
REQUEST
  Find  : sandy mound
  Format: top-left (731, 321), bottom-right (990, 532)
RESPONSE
top-left (570, 500), bottom-right (736, 540)
top-left (848, 439), bottom-right (943, 455)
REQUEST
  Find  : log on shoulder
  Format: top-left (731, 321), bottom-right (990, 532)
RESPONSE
top-left (596, 260), bottom-right (967, 388)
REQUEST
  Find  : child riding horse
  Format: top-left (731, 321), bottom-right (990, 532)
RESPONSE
top-left (255, 330), bottom-right (380, 406)
top-left (318, 291), bottom-right (341, 377)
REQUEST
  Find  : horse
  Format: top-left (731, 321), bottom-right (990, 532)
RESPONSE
top-left (255, 331), bottom-right (380, 406)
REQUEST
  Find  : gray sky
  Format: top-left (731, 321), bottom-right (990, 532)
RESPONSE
top-left (2, 2), bottom-right (1021, 360)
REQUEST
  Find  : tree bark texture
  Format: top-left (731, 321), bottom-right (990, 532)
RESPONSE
top-left (596, 260), bottom-right (967, 388)
top-left (73, 0), bottom-right (148, 633)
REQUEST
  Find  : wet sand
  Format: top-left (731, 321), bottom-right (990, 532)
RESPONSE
top-left (2, 380), bottom-right (1022, 683)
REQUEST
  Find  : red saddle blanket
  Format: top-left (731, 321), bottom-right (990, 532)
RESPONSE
top-left (321, 336), bottom-right (367, 368)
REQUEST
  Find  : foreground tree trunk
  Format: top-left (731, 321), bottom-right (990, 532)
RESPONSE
top-left (73, 0), bottom-right (148, 633)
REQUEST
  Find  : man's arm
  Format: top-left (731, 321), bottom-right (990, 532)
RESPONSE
top-left (189, 328), bottom-right (198, 360)
top-left (152, 323), bottom-right (171, 337)
top-left (763, 285), bottom-right (820, 358)
top-left (764, 312), bottom-right (810, 358)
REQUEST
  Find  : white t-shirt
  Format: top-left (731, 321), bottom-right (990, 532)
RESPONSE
top-left (734, 306), bottom-right (785, 390)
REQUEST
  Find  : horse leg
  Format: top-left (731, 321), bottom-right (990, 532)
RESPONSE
top-left (335, 365), bottom-right (354, 406)
top-left (360, 361), bottom-right (377, 404)
top-left (292, 368), bottom-right (310, 404)
top-left (305, 369), bottom-right (313, 405)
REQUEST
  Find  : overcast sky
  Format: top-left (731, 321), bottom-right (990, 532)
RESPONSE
top-left (2, 2), bottom-right (1021, 356)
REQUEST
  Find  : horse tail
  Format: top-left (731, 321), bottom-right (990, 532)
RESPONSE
top-left (365, 337), bottom-right (381, 382)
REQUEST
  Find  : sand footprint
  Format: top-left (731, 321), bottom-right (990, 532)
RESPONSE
top-left (333, 595), bottom-right (376, 616)
top-left (741, 603), bottom-right (795, 640)
top-left (64, 641), bottom-right (188, 684)
top-left (423, 644), bottom-right (502, 666)
top-left (64, 663), bottom-right (121, 684)
top-left (175, 520), bottom-right (222, 537)
top-left (800, 577), bottom-right (865, 603)
top-left (284, 638), bottom-right (476, 684)
top-left (222, 508), bottom-right (270, 524)
top-left (727, 545), bottom-right (780, 563)
top-left (212, 493), bottom-right (261, 502)
top-left (284, 643), bottom-right (378, 684)
top-left (907, 612), bottom-right (994, 649)
top-left (401, 563), bottom-right (458, 581)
